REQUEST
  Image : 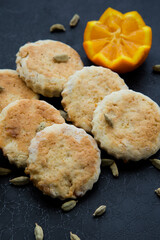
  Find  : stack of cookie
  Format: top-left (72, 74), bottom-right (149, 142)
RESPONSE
top-left (0, 40), bottom-right (101, 200)
top-left (0, 39), bottom-right (160, 200)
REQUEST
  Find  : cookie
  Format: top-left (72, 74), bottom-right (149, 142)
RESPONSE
top-left (62, 66), bottom-right (128, 132)
top-left (92, 90), bottom-right (160, 161)
top-left (0, 69), bottom-right (38, 112)
top-left (16, 40), bottom-right (83, 97)
top-left (25, 123), bottom-right (101, 200)
top-left (0, 99), bottom-right (65, 168)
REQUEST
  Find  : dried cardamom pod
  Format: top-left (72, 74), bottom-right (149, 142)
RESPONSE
top-left (150, 159), bottom-right (160, 170)
top-left (155, 188), bottom-right (160, 196)
top-left (34, 223), bottom-right (44, 240)
top-left (153, 65), bottom-right (160, 72)
top-left (36, 122), bottom-right (46, 132)
top-left (50, 23), bottom-right (65, 32)
top-left (101, 158), bottom-right (114, 167)
top-left (0, 86), bottom-right (4, 93)
top-left (70, 232), bottom-right (81, 240)
top-left (9, 176), bottom-right (30, 186)
top-left (110, 162), bottom-right (119, 177)
top-left (70, 14), bottom-right (80, 27)
top-left (104, 114), bottom-right (113, 127)
top-left (53, 54), bottom-right (69, 63)
top-left (0, 167), bottom-right (12, 176)
top-left (93, 205), bottom-right (106, 217)
top-left (61, 200), bottom-right (77, 212)
top-left (59, 110), bottom-right (70, 121)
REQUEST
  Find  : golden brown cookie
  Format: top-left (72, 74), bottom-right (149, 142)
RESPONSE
top-left (62, 66), bottom-right (128, 132)
top-left (0, 69), bottom-right (38, 112)
top-left (25, 123), bottom-right (101, 200)
top-left (0, 99), bottom-right (64, 168)
top-left (16, 40), bottom-right (83, 97)
top-left (92, 90), bottom-right (160, 161)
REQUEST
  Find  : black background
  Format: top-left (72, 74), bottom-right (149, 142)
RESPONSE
top-left (0, 0), bottom-right (160, 239)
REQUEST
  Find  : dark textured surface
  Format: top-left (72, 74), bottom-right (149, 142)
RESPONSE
top-left (0, 0), bottom-right (160, 239)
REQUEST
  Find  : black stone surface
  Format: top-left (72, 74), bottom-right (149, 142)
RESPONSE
top-left (0, 0), bottom-right (160, 239)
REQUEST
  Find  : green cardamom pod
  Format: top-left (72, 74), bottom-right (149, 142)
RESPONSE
top-left (104, 113), bottom-right (113, 127)
top-left (110, 162), bottom-right (119, 177)
top-left (70, 232), bottom-right (81, 240)
top-left (155, 188), bottom-right (160, 196)
top-left (153, 65), bottom-right (160, 72)
top-left (61, 200), bottom-right (77, 211)
top-left (50, 23), bottom-right (65, 32)
top-left (93, 205), bottom-right (106, 217)
top-left (70, 14), bottom-right (80, 27)
top-left (59, 110), bottom-right (70, 121)
top-left (9, 176), bottom-right (30, 186)
top-left (101, 158), bottom-right (114, 167)
top-left (53, 54), bottom-right (69, 63)
top-left (34, 223), bottom-right (44, 240)
top-left (150, 159), bottom-right (160, 170)
top-left (0, 167), bottom-right (12, 176)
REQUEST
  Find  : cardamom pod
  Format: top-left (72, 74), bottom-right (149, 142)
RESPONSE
top-left (53, 54), bottom-right (69, 63)
top-left (59, 110), bottom-right (70, 121)
top-left (0, 167), bottom-right (12, 176)
top-left (101, 158), bottom-right (114, 167)
top-left (0, 86), bottom-right (4, 93)
top-left (110, 162), bottom-right (119, 177)
top-left (150, 159), bottom-right (160, 170)
top-left (93, 205), bottom-right (106, 217)
top-left (70, 232), bottom-right (81, 240)
top-left (61, 200), bottom-right (77, 212)
top-left (9, 176), bottom-right (30, 186)
top-left (153, 65), bottom-right (160, 72)
top-left (70, 14), bottom-right (80, 27)
top-left (104, 114), bottom-right (113, 127)
top-left (34, 223), bottom-right (44, 240)
top-left (36, 122), bottom-right (46, 132)
top-left (50, 23), bottom-right (65, 32)
top-left (155, 188), bottom-right (160, 196)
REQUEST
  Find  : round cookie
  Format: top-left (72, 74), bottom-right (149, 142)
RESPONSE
top-left (25, 123), bottom-right (101, 200)
top-left (92, 90), bottom-right (160, 161)
top-left (0, 99), bottom-right (65, 168)
top-left (16, 40), bottom-right (83, 97)
top-left (62, 66), bottom-right (128, 132)
top-left (0, 69), bottom-right (38, 112)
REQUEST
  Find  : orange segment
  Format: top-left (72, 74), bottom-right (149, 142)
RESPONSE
top-left (83, 7), bottom-right (152, 73)
top-left (100, 42), bottom-right (118, 61)
top-left (99, 8), bottom-right (123, 32)
top-left (99, 40), bottom-right (132, 61)
top-left (123, 11), bottom-right (146, 28)
top-left (121, 12), bottom-right (145, 34)
top-left (120, 39), bottom-right (140, 58)
top-left (83, 39), bottom-right (110, 59)
top-left (84, 21), bottom-right (112, 41)
top-left (122, 27), bottom-right (152, 45)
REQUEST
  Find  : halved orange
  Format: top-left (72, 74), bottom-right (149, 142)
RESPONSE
top-left (83, 8), bottom-right (152, 73)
